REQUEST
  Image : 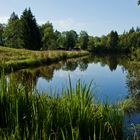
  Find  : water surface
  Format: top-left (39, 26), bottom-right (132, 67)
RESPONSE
top-left (15, 55), bottom-right (130, 102)
top-left (36, 61), bottom-right (128, 103)
top-left (12, 54), bottom-right (140, 136)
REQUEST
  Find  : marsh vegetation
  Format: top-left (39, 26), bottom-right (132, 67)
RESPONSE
top-left (0, 54), bottom-right (140, 139)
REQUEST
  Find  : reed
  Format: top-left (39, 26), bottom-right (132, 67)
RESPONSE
top-left (0, 72), bottom-right (124, 140)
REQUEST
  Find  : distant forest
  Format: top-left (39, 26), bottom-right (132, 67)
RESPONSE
top-left (0, 8), bottom-right (140, 53)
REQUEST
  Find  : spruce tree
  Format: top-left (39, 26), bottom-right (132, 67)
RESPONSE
top-left (108, 31), bottom-right (119, 48)
top-left (21, 8), bottom-right (42, 50)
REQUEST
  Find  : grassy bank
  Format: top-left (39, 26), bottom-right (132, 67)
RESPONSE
top-left (0, 46), bottom-right (89, 71)
top-left (0, 72), bottom-right (124, 140)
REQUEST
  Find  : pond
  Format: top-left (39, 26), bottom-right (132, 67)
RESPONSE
top-left (14, 55), bottom-right (129, 103)
top-left (37, 57), bottom-right (128, 103)
top-left (12, 54), bottom-right (140, 136)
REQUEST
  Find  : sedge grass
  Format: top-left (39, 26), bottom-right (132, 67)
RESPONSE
top-left (0, 71), bottom-right (125, 140)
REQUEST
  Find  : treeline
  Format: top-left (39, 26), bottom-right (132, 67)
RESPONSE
top-left (88, 28), bottom-right (140, 53)
top-left (0, 8), bottom-right (89, 51)
top-left (0, 8), bottom-right (140, 52)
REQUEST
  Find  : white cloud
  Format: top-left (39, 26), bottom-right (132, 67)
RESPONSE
top-left (52, 18), bottom-right (88, 32)
top-left (0, 16), bottom-right (8, 23)
top-left (56, 18), bottom-right (76, 30)
top-left (38, 18), bottom-right (89, 33)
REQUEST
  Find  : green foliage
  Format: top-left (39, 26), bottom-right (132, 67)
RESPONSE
top-left (0, 72), bottom-right (124, 140)
top-left (57, 32), bottom-right (67, 50)
top-left (79, 31), bottom-right (89, 50)
top-left (108, 31), bottom-right (119, 48)
top-left (21, 8), bottom-right (42, 50)
top-left (65, 30), bottom-right (78, 50)
top-left (119, 28), bottom-right (140, 50)
top-left (41, 22), bottom-right (58, 50)
top-left (93, 36), bottom-right (101, 47)
top-left (54, 30), bottom-right (62, 49)
top-left (0, 46), bottom-right (89, 71)
top-left (3, 12), bottom-right (23, 48)
top-left (129, 27), bottom-right (135, 34)
top-left (2, 8), bottom-right (140, 52)
top-left (100, 35), bottom-right (108, 47)
top-left (40, 22), bottom-right (73, 50)
top-left (0, 24), bottom-right (5, 45)
top-left (88, 36), bottom-right (95, 51)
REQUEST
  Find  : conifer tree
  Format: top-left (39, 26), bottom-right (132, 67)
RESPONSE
top-left (21, 8), bottom-right (42, 50)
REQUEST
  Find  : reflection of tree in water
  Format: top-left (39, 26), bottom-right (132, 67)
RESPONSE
top-left (107, 56), bottom-right (118, 71)
top-left (62, 61), bottom-right (78, 71)
top-left (39, 66), bottom-right (54, 81)
top-left (15, 65), bottom-right (56, 87)
top-left (121, 57), bottom-right (140, 115)
top-left (126, 65), bottom-right (140, 98)
top-left (13, 58), bottom-right (89, 90)
top-left (11, 54), bottom-right (131, 93)
top-left (14, 70), bottom-right (39, 90)
top-left (79, 58), bottom-right (88, 71)
top-left (91, 54), bottom-right (127, 71)
top-left (92, 54), bottom-right (140, 98)
top-left (62, 58), bottom-right (89, 72)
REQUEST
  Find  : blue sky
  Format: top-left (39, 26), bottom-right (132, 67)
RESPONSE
top-left (0, 0), bottom-right (139, 36)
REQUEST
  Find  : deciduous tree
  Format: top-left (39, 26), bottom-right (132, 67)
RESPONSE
top-left (65, 30), bottom-right (78, 50)
top-left (41, 22), bottom-right (57, 50)
top-left (79, 31), bottom-right (89, 50)
top-left (4, 12), bottom-right (23, 48)
top-left (0, 23), bottom-right (5, 45)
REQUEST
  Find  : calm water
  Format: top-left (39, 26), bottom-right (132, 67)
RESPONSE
top-left (15, 55), bottom-right (129, 103)
top-left (12, 54), bottom-right (140, 136)
top-left (36, 60), bottom-right (128, 103)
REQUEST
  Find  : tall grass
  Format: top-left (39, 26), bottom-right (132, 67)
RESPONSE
top-left (0, 71), bottom-right (124, 140)
top-left (0, 46), bottom-right (89, 72)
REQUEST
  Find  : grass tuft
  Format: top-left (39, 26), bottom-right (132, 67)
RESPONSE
top-left (0, 71), bottom-right (125, 140)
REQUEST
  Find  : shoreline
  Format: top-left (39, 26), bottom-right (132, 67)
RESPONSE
top-left (0, 46), bottom-right (89, 72)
